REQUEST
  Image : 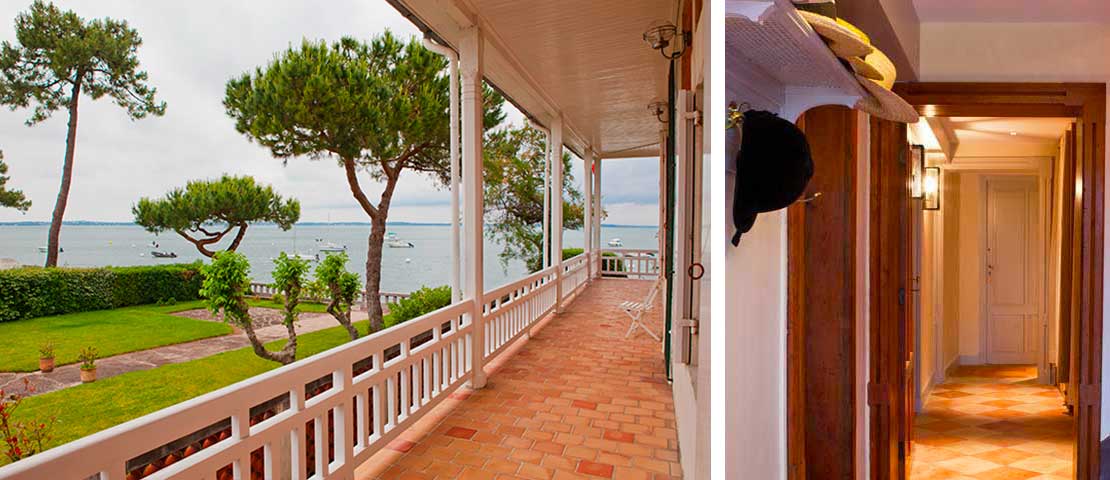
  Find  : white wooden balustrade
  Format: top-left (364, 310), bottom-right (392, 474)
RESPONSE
top-left (560, 253), bottom-right (590, 299)
top-left (600, 249), bottom-right (660, 279)
top-left (0, 264), bottom-right (600, 480)
top-left (482, 266), bottom-right (558, 359)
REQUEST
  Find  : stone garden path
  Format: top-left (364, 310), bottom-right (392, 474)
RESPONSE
top-left (0, 309), bottom-right (369, 398)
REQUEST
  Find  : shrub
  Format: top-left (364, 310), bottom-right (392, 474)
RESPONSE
top-left (0, 379), bottom-right (56, 462)
top-left (77, 347), bottom-right (98, 371)
top-left (38, 343), bottom-right (54, 359)
top-left (0, 263), bottom-right (204, 322)
top-left (385, 285), bottom-right (452, 328)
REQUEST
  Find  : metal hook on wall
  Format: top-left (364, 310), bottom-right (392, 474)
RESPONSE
top-left (796, 192), bottom-right (822, 204)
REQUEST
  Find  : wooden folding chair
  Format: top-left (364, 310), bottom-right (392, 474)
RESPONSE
top-left (620, 279), bottom-right (661, 341)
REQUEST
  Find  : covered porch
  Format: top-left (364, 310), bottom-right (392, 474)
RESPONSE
top-left (356, 279), bottom-right (677, 480)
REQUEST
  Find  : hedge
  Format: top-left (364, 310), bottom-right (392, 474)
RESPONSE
top-left (0, 263), bottom-right (204, 322)
top-left (384, 285), bottom-right (452, 328)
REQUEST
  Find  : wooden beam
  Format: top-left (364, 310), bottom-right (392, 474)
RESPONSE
top-left (925, 117), bottom-right (959, 162)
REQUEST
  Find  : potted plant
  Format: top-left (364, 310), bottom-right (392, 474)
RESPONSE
top-left (77, 347), bottom-right (98, 383)
top-left (38, 342), bottom-right (55, 373)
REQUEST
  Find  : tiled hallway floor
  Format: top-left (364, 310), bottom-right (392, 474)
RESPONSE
top-left (909, 365), bottom-right (1073, 479)
top-left (355, 279), bottom-right (680, 479)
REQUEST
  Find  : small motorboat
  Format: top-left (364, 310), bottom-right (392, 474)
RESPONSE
top-left (151, 251), bottom-right (177, 258)
top-left (317, 241), bottom-right (347, 252)
top-left (388, 240), bottom-right (415, 248)
top-left (608, 238), bottom-right (624, 247)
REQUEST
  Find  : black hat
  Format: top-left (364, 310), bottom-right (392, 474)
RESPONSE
top-left (731, 110), bottom-right (814, 245)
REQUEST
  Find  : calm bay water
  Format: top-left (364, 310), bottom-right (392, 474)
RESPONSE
top-left (0, 224), bottom-right (657, 293)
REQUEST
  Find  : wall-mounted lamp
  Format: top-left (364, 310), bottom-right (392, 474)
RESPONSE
top-left (909, 144), bottom-right (925, 199)
top-left (643, 21), bottom-right (688, 59)
top-left (923, 166), bottom-right (941, 210)
top-left (648, 101), bottom-right (668, 123)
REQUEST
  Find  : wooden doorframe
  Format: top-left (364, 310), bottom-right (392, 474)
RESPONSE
top-left (891, 82), bottom-right (1106, 479)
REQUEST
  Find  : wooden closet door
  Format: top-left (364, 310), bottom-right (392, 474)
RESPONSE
top-left (869, 116), bottom-right (910, 480)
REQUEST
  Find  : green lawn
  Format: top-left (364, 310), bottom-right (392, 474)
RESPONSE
top-left (5, 319), bottom-right (372, 465)
top-left (0, 302), bottom-right (232, 373)
top-left (0, 299), bottom-right (329, 373)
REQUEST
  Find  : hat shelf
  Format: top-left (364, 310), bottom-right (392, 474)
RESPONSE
top-left (725, 0), bottom-right (866, 122)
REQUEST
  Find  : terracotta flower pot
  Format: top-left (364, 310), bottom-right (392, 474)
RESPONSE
top-left (39, 357), bottom-right (55, 373)
top-left (80, 367), bottom-right (97, 383)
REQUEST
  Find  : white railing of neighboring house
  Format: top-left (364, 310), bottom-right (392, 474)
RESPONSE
top-left (0, 257), bottom-right (611, 480)
top-left (600, 248), bottom-right (660, 279)
top-left (249, 282), bottom-right (410, 307)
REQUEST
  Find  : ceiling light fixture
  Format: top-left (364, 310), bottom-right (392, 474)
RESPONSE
top-left (1009, 131), bottom-right (1018, 136)
top-left (643, 21), bottom-right (688, 60)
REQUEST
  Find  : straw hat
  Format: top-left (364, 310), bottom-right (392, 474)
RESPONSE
top-left (795, 6), bottom-right (918, 123)
top-left (855, 75), bottom-right (919, 123)
top-left (848, 48), bottom-right (895, 88)
top-left (797, 11), bottom-right (873, 58)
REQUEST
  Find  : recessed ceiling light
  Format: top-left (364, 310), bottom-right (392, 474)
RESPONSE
top-left (1009, 131), bottom-right (1018, 136)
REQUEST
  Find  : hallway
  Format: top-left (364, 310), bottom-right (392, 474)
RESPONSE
top-left (909, 366), bottom-right (1073, 479)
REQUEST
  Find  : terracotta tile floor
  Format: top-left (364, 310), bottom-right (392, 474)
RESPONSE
top-left (355, 279), bottom-right (680, 480)
top-left (909, 365), bottom-right (1073, 480)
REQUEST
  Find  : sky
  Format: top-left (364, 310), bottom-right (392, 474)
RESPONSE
top-left (0, 0), bottom-right (660, 225)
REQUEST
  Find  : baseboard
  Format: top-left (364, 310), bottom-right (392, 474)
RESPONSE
top-left (958, 354), bottom-right (984, 366)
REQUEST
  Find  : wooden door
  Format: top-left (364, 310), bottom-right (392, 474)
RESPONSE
top-left (984, 177), bottom-right (1040, 364)
top-left (869, 116), bottom-right (910, 480)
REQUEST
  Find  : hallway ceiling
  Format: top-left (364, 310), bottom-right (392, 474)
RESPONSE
top-left (945, 117), bottom-right (1073, 157)
top-left (911, 0), bottom-right (1110, 22)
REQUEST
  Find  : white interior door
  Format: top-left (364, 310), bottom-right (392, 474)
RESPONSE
top-left (985, 176), bottom-right (1040, 364)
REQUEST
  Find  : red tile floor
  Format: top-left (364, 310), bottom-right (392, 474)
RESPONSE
top-left (355, 278), bottom-right (681, 480)
top-left (909, 365), bottom-right (1073, 479)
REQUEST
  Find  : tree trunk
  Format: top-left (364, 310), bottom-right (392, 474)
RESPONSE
top-left (45, 80), bottom-right (82, 267)
top-left (365, 213), bottom-right (387, 333)
top-left (327, 292), bottom-right (359, 340)
top-left (241, 319), bottom-right (296, 365)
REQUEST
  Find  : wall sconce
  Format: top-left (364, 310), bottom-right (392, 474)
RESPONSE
top-left (643, 21), bottom-right (688, 59)
top-left (923, 166), bottom-right (941, 210)
top-left (648, 101), bottom-right (668, 123)
top-left (909, 144), bottom-right (924, 199)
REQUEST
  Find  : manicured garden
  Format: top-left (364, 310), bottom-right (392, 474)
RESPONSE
top-left (0, 298), bottom-right (329, 373)
top-left (0, 302), bottom-right (231, 372)
top-left (3, 319), bottom-right (374, 465)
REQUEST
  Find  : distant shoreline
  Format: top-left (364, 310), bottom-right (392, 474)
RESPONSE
top-left (0, 221), bottom-right (658, 228)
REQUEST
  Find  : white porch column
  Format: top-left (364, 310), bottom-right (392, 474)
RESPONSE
top-left (593, 156), bottom-right (602, 277)
top-left (421, 38), bottom-right (462, 303)
top-left (552, 115), bottom-right (565, 310)
top-left (657, 129), bottom-right (667, 268)
top-left (584, 149), bottom-right (594, 280)
top-left (542, 133), bottom-right (551, 269)
top-left (460, 26), bottom-right (486, 389)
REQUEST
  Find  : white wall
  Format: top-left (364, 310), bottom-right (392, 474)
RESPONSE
top-left (918, 21), bottom-right (1110, 436)
top-left (942, 172), bottom-right (962, 370)
top-left (956, 173), bottom-right (985, 360)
